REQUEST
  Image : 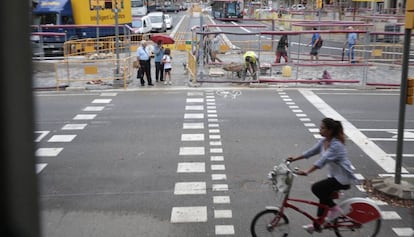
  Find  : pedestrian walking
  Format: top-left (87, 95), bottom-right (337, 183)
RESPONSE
top-left (154, 40), bottom-right (165, 82)
top-left (162, 48), bottom-right (173, 85)
top-left (275, 27), bottom-right (289, 63)
top-left (344, 26), bottom-right (357, 63)
top-left (136, 40), bottom-right (153, 86)
top-left (210, 33), bottom-right (222, 63)
top-left (308, 27), bottom-right (322, 62)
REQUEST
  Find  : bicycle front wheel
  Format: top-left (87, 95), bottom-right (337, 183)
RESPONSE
top-left (250, 209), bottom-right (289, 237)
top-left (333, 217), bottom-right (381, 237)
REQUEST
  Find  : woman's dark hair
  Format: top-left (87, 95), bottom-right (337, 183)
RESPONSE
top-left (322, 117), bottom-right (345, 144)
top-left (164, 48), bottom-right (171, 55)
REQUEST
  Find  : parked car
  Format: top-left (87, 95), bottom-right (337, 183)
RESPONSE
top-left (164, 14), bottom-right (173, 29)
top-left (130, 16), bottom-right (152, 34)
top-left (147, 11), bottom-right (167, 33)
top-left (290, 4), bottom-right (306, 10)
top-left (163, 4), bottom-right (180, 13)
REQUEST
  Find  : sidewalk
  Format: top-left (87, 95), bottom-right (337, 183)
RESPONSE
top-left (33, 49), bottom-right (407, 90)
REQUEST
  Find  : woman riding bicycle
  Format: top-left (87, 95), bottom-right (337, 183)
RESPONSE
top-left (288, 117), bottom-right (358, 234)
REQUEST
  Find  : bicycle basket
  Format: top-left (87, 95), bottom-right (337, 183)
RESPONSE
top-left (268, 162), bottom-right (292, 193)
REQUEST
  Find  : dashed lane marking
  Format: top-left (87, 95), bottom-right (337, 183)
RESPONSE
top-left (83, 106), bottom-right (105, 111)
top-left (183, 122), bottom-right (204, 129)
top-left (36, 163), bottom-right (48, 174)
top-left (35, 147), bottom-right (64, 157)
top-left (170, 206), bottom-right (208, 223)
top-left (174, 182), bottom-right (207, 195)
top-left (73, 114), bottom-right (97, 120)
top-left (177, 162), bottom-right (206, 173)
top-left (179, 147), bottom-right (205, 155)
top-left (61, 124), bottom-right (87, 130)
top-left (181, 133), bottom-right (205, 141)
top-left (48, 135), bottom-right (76, 142)
top-left (213, 196), bottom-right (231, 204)
top-left (392, 227), bottom-right (414, 236)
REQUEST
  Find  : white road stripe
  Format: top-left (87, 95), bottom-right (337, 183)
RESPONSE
top-left (92, 99), bottom-right (112, 103)
top-left (183, 122), bottom-right (204, 129)
top-left (181, 133), bottom-right (205, 141)
top-left (83, 106), bottom-right (104, 111)
top-left (171, 206), bottom-right (207, 223)
top-left (73, 114), bottom-right (96, 120)
top-left (179, 147), bottom-right (205, 155)
top-left (174, 182), bottom-right (206, 195)
top-left (177, 162), bottom-right (205, 173)
top-left (213, 196), bottom-right (230, 204)
top-left (35, 147), bottom-right (63, 157)
top-left (62, 124), bottom-right (87, 130)
top-left (48, 135), bottom-right (76, 142)
top-left (300, 89), bottom-right (408, 173)
top-left (215, 225), bottom-right (235, 235)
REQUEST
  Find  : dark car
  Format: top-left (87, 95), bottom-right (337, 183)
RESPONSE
top-left (163, 4), bottom-right (179, 13)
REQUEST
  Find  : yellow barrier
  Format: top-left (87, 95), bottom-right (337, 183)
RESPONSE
top-left (54, 56), bottom-right (135, 90)
top-left (187, 51), bottom-right (197, 83)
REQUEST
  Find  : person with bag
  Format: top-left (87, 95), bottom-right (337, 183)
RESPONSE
top-left (308, 27), bottom-right (322, 62)
top-left (153, 40), bottom-right (165, 82)
top-left (136, 40), bottom-right (153, 86)
top-left (162, 48), bottom-right (173, 85)
top-left (274, 27), bottom-right (289, 63)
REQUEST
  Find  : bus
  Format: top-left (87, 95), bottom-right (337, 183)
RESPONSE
top-left (131, 0), bottom-right (148, 16)
top-left (211, 0), bottom-right (243, 20)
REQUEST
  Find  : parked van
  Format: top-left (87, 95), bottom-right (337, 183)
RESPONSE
top-left (147, 11), bottom-right (167, 33)
top-left (130, 16), bottom-right (152, 34)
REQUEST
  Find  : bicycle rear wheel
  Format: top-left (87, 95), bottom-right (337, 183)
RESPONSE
top-left (250, 209), bottom-right (289, 237)
top-left (333, 216), bottom-right (381, 237)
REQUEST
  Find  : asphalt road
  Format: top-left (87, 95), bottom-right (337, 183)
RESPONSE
top-left (34, 88), bottom-right (414, 237)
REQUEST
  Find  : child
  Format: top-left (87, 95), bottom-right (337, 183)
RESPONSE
top-left (162, 48), bottom-right (172, 85)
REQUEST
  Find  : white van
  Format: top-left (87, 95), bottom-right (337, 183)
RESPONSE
top-left (147, 11), bottom-right (167, 33)
top-left (130, 16), bottom-right (152, 34)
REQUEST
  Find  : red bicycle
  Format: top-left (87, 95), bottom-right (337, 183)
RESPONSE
top-left (250, 160), bottom-right (382, 237)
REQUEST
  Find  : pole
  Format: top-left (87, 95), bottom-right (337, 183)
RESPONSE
top-left (395, 28), bottom-right (411, 184)
top-left (198, 14), bottom-right (204, 82)
top-left (96, 6), bottom-right (100, 53)
top-left (114, 8), bottom-right (120, 75)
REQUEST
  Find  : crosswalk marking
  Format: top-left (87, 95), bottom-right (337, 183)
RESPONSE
top-left (183, 122), bottom-right (204, 129)
top-left (174, 182), bottom-right (206, 195)
top-left (184, 113), bottom-right (204, 119)
top-left (211, 164), bottom-right (225, 171)
top-left (91, 99), bottom-right (112, 104)
top-left (35, 147), bottom-right (63, 157)
top-left (181, 133), bottom-right (205, 141)
top-left (61, 124), bottom-right (87, 130)
top-left (212, 174), bottom-right (227, 181)
top-left (83, 106), bottom-right (105, 111)
top-left (381, 211), bottom-right (402, 220)
top-left (212, 184), bottom-right (228, 192)
top-left (171, 206), bottom-right (207, 223)
top-left (186, 98), bottom-right (204, 103)
top-left (48, 135), bottom-right (76, 142)
top-left (179, 147), bottom-right (205, 155)
top-left (36, 163), bottom-right (48, 174)
top-left (392, 227), bottom-right (414, 236)
top-left (185, 105), bottom-right (204, 110)
top-left (215, 225), bottom-right (235, 235)
top-left (73, 114), bottom-right (96, 120)
top-left (213, 196), bottom-right (230, 204)
top-left (177, 162), bottom-right (205, 173)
